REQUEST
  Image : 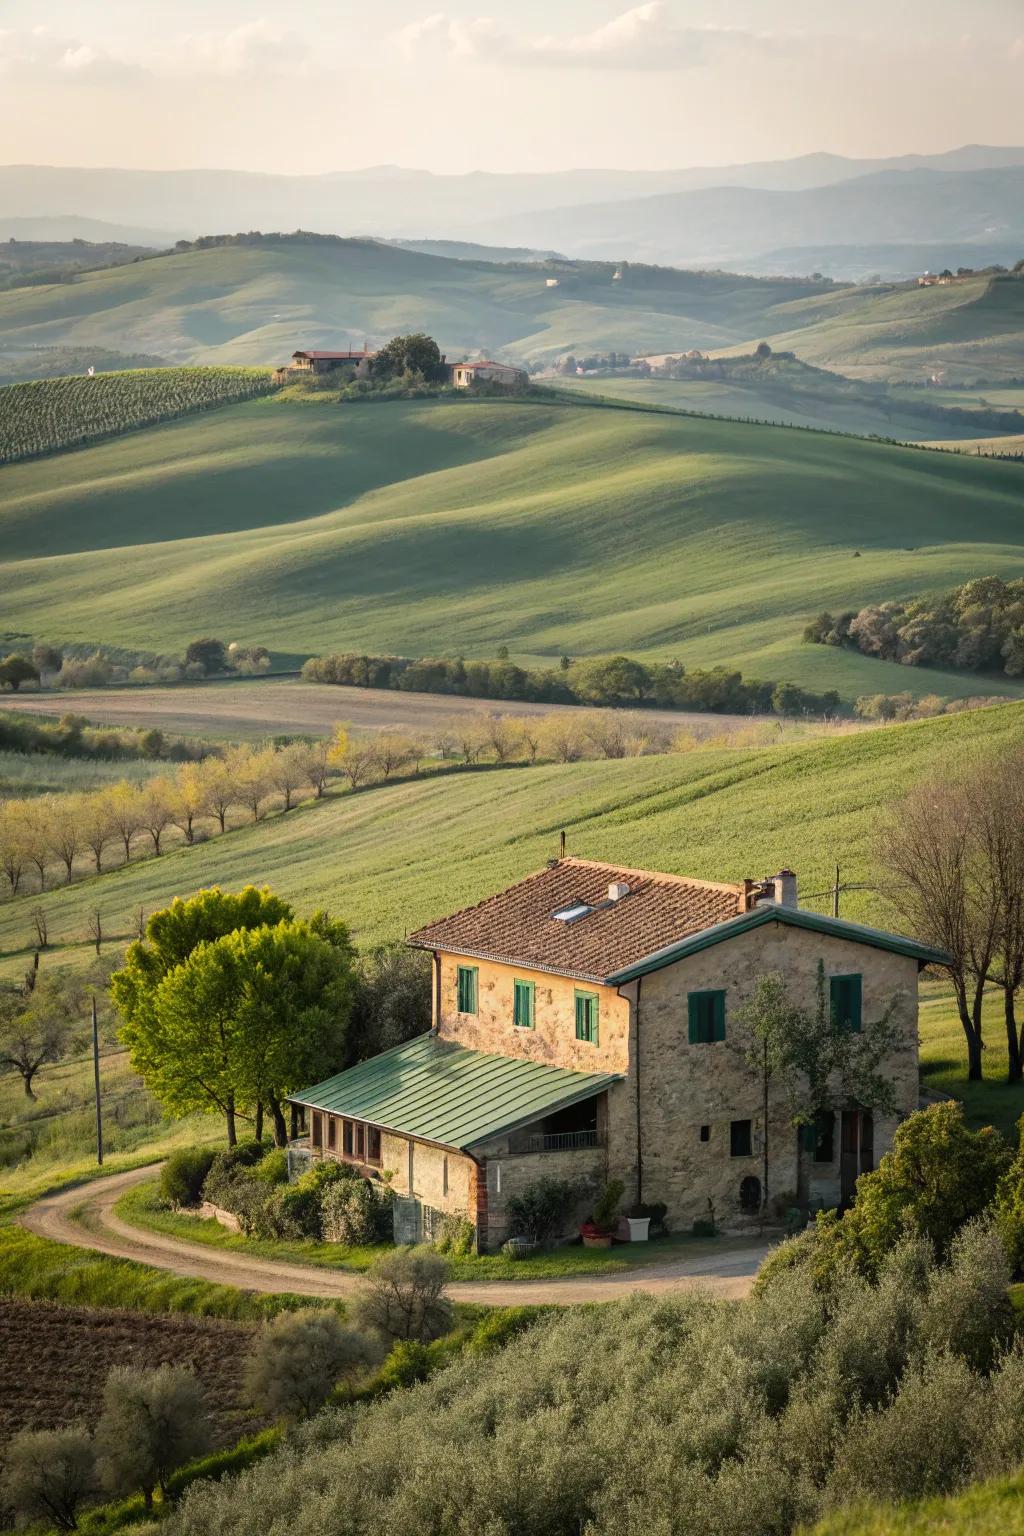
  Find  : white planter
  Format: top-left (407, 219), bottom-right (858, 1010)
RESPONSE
top-left (626, 1216), bottom-right (651, 1243)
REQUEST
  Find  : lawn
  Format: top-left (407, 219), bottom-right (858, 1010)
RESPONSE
top-left (3, 390), bottom-right (1023, 705)
top-left (919, 980), bottom-right (1024, 1141)
top-left (111, 1179), bottom-right (733, 1282)
top-left (806, 1471), bottom-right (1024, 1535)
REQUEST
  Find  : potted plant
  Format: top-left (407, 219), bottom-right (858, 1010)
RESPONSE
top-left (580, 1179), bottom-right (624, 1248)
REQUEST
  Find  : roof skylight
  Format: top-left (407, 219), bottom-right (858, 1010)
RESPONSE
top-left (553, 901), bottom-right (593, 923)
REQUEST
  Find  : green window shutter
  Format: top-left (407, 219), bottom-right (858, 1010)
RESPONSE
top-left (830, 975), bottom-right (862, 1033)
top-left (688, 991), bottom-right (726, 1044)
top-left (514, 979), bottom-right (534, 1028)
top-left (457, 966), bottom-right (478, 1015)
top-left (575, 991), bottom-right (598, 1044)
top-left (800, 1122), bottom-right (817, 1153)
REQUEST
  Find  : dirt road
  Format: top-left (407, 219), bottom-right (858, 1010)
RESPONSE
top-left (21, 1165), bottom-right (771, 1305)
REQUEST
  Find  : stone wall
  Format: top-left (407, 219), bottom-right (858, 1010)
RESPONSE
top-left (472, 1135), bottom-right (608, 1249)
top-left (633, 924), bottom-right (920, 1228)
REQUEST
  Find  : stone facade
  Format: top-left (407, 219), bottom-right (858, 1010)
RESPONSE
top-left (434, 925), bottom-right (920, 1235)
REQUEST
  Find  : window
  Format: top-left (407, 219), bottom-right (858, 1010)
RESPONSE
top-left (688, 990), bottom-right (726, 1044)
top-left (311, 1111), bottom-right (322, 1150)
top-left (326, 1116), bottom-right (337, 1151)
top-left (830, 974), bottom-right (862, 1033)
top-left (699, 1124), bottom-right (710, 1143)
top-left (800, 1111), bottom-right (835, 1162)
top-left (343, 1120), bottom-right (353, 1157)
top-left (513, 978), bottom-right (535, 1028)
top-left (354, 1123), bottom-right (365, 1161)
top-left (457, 965), bottom-right (478, 1015)
top-left (366, 1126), bottom-right (381, 1165)
top-left (730, 1119), bottom-right (753, 1158)
top-left (575, 990), bottom-right (599, 1044)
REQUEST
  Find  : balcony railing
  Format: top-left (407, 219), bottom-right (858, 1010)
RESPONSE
top-left (524, 1129), bottom-right (600, 1153)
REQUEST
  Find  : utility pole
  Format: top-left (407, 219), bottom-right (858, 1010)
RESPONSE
top-left (92, 995), bottom-right (103, 1166)
top-left (833, 864), bottom-right (841, 919)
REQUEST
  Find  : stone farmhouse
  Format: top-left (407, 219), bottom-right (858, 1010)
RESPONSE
top-left (288, 858), bottom-right (947, 1251)
top-left (271, 348), bottom-right (375, 384)
top-left (450, 360), bottom-right (529, 389)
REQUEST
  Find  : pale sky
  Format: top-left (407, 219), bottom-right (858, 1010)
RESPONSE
top-left (2, 0), bottom-right (1022, 174)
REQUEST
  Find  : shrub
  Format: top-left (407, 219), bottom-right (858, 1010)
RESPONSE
top-left (505, 1176), bottom-right (582, 1246)
top-left (275, 1161), bottom-right (355, 1241)
top-left (431, 1213), bottom-right (474, 1257)
top-left (95, 1364), bottom-right (209, 1511)
top-left (992, 1112), bottom-right (1024, 1273)
top-left (160, 1146), bottom-right (217, 1208)
top-left (591, 1178), bottom-right (625, 1234)
top-left (351, 1250), bottom-right (453, 1342)
top-left (202, 1140), bottom-right (270, 1207)
top-left (920, 1219), bottom-right (1014, 1371)
top-left (244, 1310), bottom-right (378, 1424)
top-left (253, 1147), bottom-right (289, 1186)
top-left (813, 1104), bottom-right (1011, 1279)
top-left (0, 1425), bottom-right (96, 1532)
top-left (321, 1175), bottom-right (394, 1245)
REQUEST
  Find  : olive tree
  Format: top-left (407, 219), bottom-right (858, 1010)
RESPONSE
top-left (244, 1310), bottom-right (379, 1424)
top-left (95, 1365), bottom-right (208, 1511)
top-left (0, 1425), bottom-right (96, 1531)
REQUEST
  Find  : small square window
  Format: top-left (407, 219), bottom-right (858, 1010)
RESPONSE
top-left (730, 1119), bottom-right (753, 1158)
top-left (688, 990), bottom-right (726, 1044)
top-left (457, 965), bottom-right (478, 1015)
top-left (699, 1124), bottom-right (710, 1143)
top-left (574, 990), bottom-right (599, 1044)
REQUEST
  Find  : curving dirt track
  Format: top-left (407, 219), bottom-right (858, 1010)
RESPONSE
top-left (21, 1164), bottom-right (771, 1305)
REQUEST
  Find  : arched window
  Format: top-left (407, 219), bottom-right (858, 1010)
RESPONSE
top-left (739, 1175), bottom-right (761, 1214)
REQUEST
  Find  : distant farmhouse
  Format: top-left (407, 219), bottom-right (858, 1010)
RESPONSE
top-left (450, 359), bottom-right (529, 389)
top-left (272, 348), bottom-right (528, 391)
top-left (272, 348), bottom-right (374, 384)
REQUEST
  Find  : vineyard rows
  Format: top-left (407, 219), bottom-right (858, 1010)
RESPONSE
top-left (0, 366), bottom-right (276, 464)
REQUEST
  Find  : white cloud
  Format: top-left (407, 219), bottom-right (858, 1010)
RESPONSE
top-left (0, 26), bottom-right (140, 81)
top-left (167, 20), bottom-right (312, 78)
top-left (397, 3), bottom-right (775, 71)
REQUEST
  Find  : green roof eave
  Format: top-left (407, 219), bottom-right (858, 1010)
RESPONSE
top-left (603, 905), bottom-right (952, 985)
top-left (288, 1032), bottom-right (620, 1153)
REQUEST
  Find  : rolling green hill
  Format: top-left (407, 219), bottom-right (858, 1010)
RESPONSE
top-left (0, 235), bottom-right (836, 368)
top-left (738, 273), bottom-right (1024, 383)
top-left (2, 390), bottom-right (1023, 704)
top-left (1, 702), bottom-right (1021, 970)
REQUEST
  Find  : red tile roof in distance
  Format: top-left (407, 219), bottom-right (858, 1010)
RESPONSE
top-left (407, 858), bottom-right (746, 983)
top-left (292, 350), bottom-right (372, 360)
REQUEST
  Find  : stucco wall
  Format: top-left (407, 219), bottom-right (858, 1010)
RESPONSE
top-left (382, 1131), bottom-right (476, 1217)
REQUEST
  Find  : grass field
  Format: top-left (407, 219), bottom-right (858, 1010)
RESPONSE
top-left (806, 1472), bottom-right (1024, 1535)
top-left (0, 237), bottom-right (834, 367)
top-left (558, 373), bottom-right (1024, 442)
top-left (2, 702), bottom-right (1021, 959)
top-left (738, 273), bottom-right (1024, 383)
top-left (3, 391), bottom-right (1023, 705)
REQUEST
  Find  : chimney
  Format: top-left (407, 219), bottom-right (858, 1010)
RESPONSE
top-left (607, 881), bottom-right (630, 903)
top-left (773, 869), bottom-right (798, 909)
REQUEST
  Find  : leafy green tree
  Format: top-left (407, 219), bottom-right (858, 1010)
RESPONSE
top-left (0, 653), bottom-right (40, 691)
top-left (0, 972), bottom-right (81, 1097)
top-left (151, 917), bottom-right (355, 1145)
top-left (31, 643), bottom-right (63, 676)
top-left (568, 655), bottom-right (651, 705)
top-left (352, 1250), bottom-right (453, 1343)
top-left (95, 1365), bottom-right (208, 1512)
top-left (183, 638), bottom-right (228, 676)
top-left (244, 1310), bottom-right (378, 1424)
top-left (111, 886), bottom-right (293, 1144)
top-left (372, 333), bottom-right (443, 381)
top-left (992, 1113), bottom-right (1024, 1273)
top-left (348, 943), bottom-right (431, 1062)
top-left (0, 1425), bottom-right (96, 1532)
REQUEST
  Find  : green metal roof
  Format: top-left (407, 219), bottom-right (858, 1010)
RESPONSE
top-left (288, 1033), bottom-right (619, 1152)
top-left (604, 904), bottom-right (953, 984)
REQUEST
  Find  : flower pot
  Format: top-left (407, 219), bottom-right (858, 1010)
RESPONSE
top-left (582, 1232), bottom-right (613, 1248)
top-left (626, 1216), bottom-right (651, 1243)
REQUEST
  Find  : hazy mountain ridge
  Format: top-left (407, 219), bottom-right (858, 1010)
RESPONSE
top-left (1, 146), bottom-right (1022, 274)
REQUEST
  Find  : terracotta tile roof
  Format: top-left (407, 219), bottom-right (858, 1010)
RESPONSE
top-left (292, 349), bottom-right (372, 360)
top-left (407, 858), bottom-right (746, 983)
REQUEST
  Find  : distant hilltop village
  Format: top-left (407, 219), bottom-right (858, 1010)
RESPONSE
top-left (272, 348), bottom-right (529, 390)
